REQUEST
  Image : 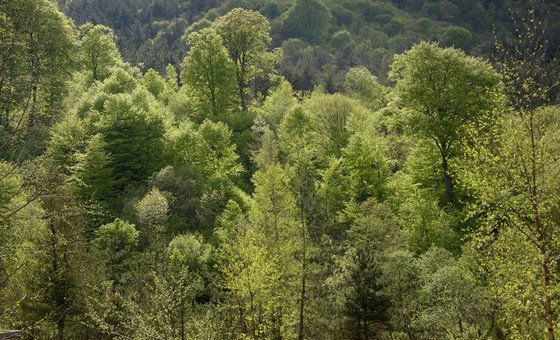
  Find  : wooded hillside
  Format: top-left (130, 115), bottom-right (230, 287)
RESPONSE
top-left (1, 0), bottom-right (559, 338)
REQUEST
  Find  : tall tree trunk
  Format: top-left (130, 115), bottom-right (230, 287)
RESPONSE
top-left (237, 53), bottom-right (247, 111)
top-left (298, 199), bottom-right (306, 340)
top-left (180, 306), bottom-right (185, 340)
top-left (29, 57), bottom-right (39, 128)
top-left (529, 113), bottom-right (556, 340)
top-left (298, 252), bottom-right (306, 340)
top-left (441, 152), bottom-right (454, 204)
top-left (541, 254), bottom-right (555, 340)
top-left (56, 318), bottom-right (64, 340)
top-left (238, 78), bottom-right (246, 111)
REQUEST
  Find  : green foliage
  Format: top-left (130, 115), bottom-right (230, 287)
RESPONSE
top-left (466, 106), bottom-right (560, 336)
top-left (72, 134), bottom-right (114, 204)
top-left (390, 41), bottom-right (503, 205)
top-left (136, 187), bottom-right (169, 248)
top-left (258, 79), bottom-right (297, 131)
top-left (342, 130), bottom-right (389, 202)
top-left (331, 30), bottom-right (354, 50)
top-left (439, 25), bottom-right (473, 50)
top-left (142, 69), bottom-right (171, 102)
top-left (167, 120), bottom-right (243, 187)
top-left (0, 0), bottom-right (77, 157)
top-left (181, 27), bottom-right (238, 118)
top-left (3, 1), bottom-right (560, 338)
top-left (79, 23), bottom-right (121, 82)
top-left (94, 219), bottom-right (139, 255)
top-left (98, 93), bottom-right (166, 193)
top-left (336, 201), bottom-right (400, 338)
top-left (387, 172), bottom-right (460, 255)
top-left (344, 67), bottom-right (387, 112)
top-left (93, 218), bottom-right (139, 284)
top-left (390, 42), bottom-right (502, 146)
top-left (282, 0), bottom-right (332, 44)
top-left (415, 247), bottom-right (491, 337)
top-left (213, 8), bottom-right (273, 111)
top-left (167, 233), bottom-right (213, 271)
top-left (278, 105), bottom-right (315, 163)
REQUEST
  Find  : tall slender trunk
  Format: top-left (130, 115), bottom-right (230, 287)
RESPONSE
top-left (239, 78), bottom-right (246, 111)
top-left (180, 306), bottom-right (185, 340)
top-left (441, 151), bottom-right (454, 204)
top-left (236, 53), bottom-right (247, 111)
top-left (56, 318), bottom-right (64, 340)
top-left (298, 196), bottom-right (306, 340)
top-left (528, 112), bottom-right (555, 340)
top-left (29, 57), bottom-right (39, 128)
top-left (272, 306), bottom-right (283, 340)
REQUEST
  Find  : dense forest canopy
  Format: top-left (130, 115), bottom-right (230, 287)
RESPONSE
top-left (1, 0), bottom-right (560, 339)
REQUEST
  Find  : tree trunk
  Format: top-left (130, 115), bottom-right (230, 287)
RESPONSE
top-left (542, 257), bottom-right (555, 340)
top-left (529, 113), bottom-right (555, 340)
top-left (534, 203), bottom-right (555, 340)
top-left (238, 53), bottom-right (247, 111)
top-left (29, 57), bottom-right (39, 128)
top-left (298, 257), bottom-right (306, 340)
top-left (56, 318), bottom-right (64, 340)
top-left (180, 306), bottom-right (185, 340)
top-left (441, 152), bottom-right (454, 204)
top-left (298, 199), bottom-right (306, 340)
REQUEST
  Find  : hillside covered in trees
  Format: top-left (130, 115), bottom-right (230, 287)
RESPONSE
top-left (1, 0), bottom-right (560, 339)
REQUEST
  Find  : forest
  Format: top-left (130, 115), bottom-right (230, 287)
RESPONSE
top-left (0, 0), bottom-right (559, 339)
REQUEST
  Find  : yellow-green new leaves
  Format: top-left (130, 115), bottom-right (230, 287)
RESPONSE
top-left (166, 120), bottom-right (243, 188)
top-left (390, 42), bottom-right (503, 204)
top-left (221, 165), bottom-right (302, 338)
top-left (465, 106), bottom-right (560, 337)
top-left (390, 42), bottom-right (502, 145)
top-left (79, 23), bottom-right (121, 82)
top-left (181, 28), bottom-right (237, 118)
top-left (344, 67), bottom-right (388, 112)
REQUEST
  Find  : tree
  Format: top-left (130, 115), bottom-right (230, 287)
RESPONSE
top-left (389, 42), bottom-right (502, 205)
top-left (415, 247), bottom-right (492, 338)
top-left (79, 23), bottom-right (121, 82)
top-left (344, 67), bottom-right (387, 112)
top-left (98, 92), bottom-right (166, 195)
top-left (136, 188), bottom-right (169, 250)
top-left (221, 164), bottom-right (301, 338)
top-left (167, 120), bottom-right (243, 189)
top-left (278, 105), bottom-right (320, 340)
top-left (72, 134), bottom-right (115, 205)
top-left (304, 93), bottom-right (367, 158)
top-left (342, 131), bottom-right (389, 202)
top-left (282, 0), bottom-right (332, 45)
top-left (439, 26), bottom-right (473, 50)
top-left (0, 0), bottom-right (76, 162)
top-left (338, 201), bottom-right (400, 339)
top-left (466, 7), bottom-right (560, 338)
top-left (258, 79), bottom-right (297, 131)
top-left (181, 27), bottom-right (237, 118)
top-left (213, 8), bottom-right (272, 111)
top-left (93, 219), bottom-right (139, 285)
top-left (163, 234), bottom-right (214, 340)
top-left (142, 69), bottom-right (169, 102)
top-left (468, 106), bottom-right (560, 338)
top-left (22, 173), bottom-right (90, 340)
top-left (165, 64), bottom-right (179, 91)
